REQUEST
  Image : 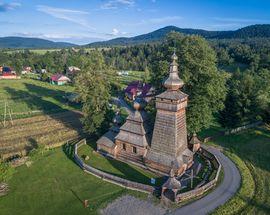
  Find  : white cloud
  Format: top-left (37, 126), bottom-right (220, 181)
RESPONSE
top-left (11, 32), bottom-right (108, 44)
top-left (109, 28), bottom-right (128, 36)
top-left (36, 5), bottom-right (94, 29)
top-left (111, 28), bottom-right (119, 36)
top-left (101, 0), bottom-right (135, 10)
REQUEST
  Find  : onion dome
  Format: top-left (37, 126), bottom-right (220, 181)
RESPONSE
top-left (133, 101), bottom-right (140, 111)
top-left (162, 168), bottom-right (181, 190)
top-left (189, 133), bottom-right (201, 145)
top-left (163, 52), bottom-right (184, 91)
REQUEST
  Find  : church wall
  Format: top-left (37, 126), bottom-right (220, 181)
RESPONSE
top-left (115, 140), bottom-right (147, 157)
top-left (97, 144), bottom-right (115, 156)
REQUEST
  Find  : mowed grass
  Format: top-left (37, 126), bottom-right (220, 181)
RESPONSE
top-left (209, 126), bottom-right (270, 214)
top-left (0, 147), bottom-right (146, 215)
top-left (108, 70), bottom-right (145, 89)
top-left (78, 141), bottom-right (165, 186)
top-left (0, 79), bottom-right (77, 118)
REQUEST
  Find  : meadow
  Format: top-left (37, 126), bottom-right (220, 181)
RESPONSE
top-left (0, 146), bottom-right (146, 215)
top-left (0, 126), bottom-right (269, 214)
top-left (78, 140), bottom-right (164, 186)
top-left (0, 79), bottom-right (76, 119)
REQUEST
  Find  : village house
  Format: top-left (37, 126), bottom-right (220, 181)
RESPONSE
top-left (50, 74), bottom-right (71, 85)
top-left (117, 71), bottom-right (129, 76)
top-left (21, 66), bottom-right (32, 75)
top-left (124, 81), bottom-right (154, 101)
top-left (0, 66), bottom-right (18, 79)
top-left (67, 66), bottom-right (80, 80)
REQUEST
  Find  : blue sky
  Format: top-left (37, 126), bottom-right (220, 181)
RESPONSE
top-left (0, 0), bottom-right (270, 44)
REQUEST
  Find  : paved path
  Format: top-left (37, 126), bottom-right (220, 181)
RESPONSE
top-left (170, 146), bottom-right (241, 215)
top-left (101, 147), bottom-right (241, 215)
top-left (112, 96), bottom-right (133, 114)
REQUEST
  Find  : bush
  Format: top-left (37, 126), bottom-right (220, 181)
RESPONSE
top-left (0, 162), bottom-right (15, 182)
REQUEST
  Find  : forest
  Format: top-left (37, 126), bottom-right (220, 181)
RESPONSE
top-left (0, 32), bottom-right (269, 134)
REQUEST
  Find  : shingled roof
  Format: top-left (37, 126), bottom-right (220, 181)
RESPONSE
top-left (162, 169), bottom-right (181, 190)
top-left (115, 102), bottom-right (150, 147)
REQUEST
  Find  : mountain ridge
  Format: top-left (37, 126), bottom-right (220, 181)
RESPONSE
top-left (87, 24), bottom-right (270, 47)
top-left (0, 36), bottom-right (76, 49)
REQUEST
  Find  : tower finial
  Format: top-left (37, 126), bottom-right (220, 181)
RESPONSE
top-left (163, 51), bottom-right (184, 91)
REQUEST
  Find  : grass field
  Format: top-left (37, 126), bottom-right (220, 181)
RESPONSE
top-left (0, 147), bottom-right (146, 215)
top-left (108, 70), bottom-right (145, 90)
top-left (4, 47), bottom-right (111, 55)
top-left (78, 141), bottom-right (164, 186)
top-left (0, 79), bottom-right (77, 119)
top-left (0, 111), bottom-right (84, 159)
top-left (0, 126), bottom-right (269, 214)
top-left (209, 126), bottom-right (270, 214)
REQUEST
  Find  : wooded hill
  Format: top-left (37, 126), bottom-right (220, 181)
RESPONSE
top-left (87, 24), bottom-right (270, 47)
top-left (0, 37), bottom-right (76, 49)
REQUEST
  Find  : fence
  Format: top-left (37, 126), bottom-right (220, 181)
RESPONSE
top-left (74, 139), bottom-right (222, 200)
top-left (74, 139), bottom-right (155, 194)
top-left (175, 147), bottom-right (221, 202)
top-left (225, 121), bottom-right (263, 135)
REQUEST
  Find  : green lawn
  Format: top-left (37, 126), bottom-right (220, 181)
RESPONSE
top-left (1, 124), bottom-right (269, 214)
top-left (209, 126), bottom-right (270, 214)
top-left (108, 70), bottom-right (145, 90)
top-left (0, 147), bottom-right (146, 215)
top-left (78, 141), bottom-right (165, 186)
top-left (0, 79), bottom-right (77, 118)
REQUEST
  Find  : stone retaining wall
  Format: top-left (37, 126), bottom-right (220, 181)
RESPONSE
top-left (74, 139), bottom-right (155, 194)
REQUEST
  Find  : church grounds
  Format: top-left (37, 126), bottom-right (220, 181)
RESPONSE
top-left (75, 139), bottom-right (222, 203)
top-left (0, 126), bottom-right (269, 214)
top-left (77, 140), bottom-right (165, 187)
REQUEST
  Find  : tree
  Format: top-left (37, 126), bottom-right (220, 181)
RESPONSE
top-left (150, 33), bottom-right (227, 134)
top-left (75, 51), bottom-right (113, 135)
top-left (143, 66), bottom-right (150, 83)
top-left (219, 69), bottom-right (262, 128)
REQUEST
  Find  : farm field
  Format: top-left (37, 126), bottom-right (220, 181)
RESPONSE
top-left (0, 126), bottom-right (269, 214)
top-left (110, 70), bottom-right (145, 90)
top-left (3, 47), bottom-right (112, 55)
top-left (0, 79), bottom-right (77, 119)
top-left (0, 111), bottom-right (84, 159)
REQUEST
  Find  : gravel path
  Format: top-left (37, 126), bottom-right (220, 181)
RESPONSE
top-left (101, 195), bottom-right (167, 215)
top-left (101, 147), bottom-right (241, 215)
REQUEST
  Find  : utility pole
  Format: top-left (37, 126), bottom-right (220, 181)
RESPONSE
top-left (191, 169), bottom-right (193, 189)
top-left (2, 101), bottom-right (13, 127)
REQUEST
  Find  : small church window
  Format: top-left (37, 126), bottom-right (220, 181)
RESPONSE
top-left (123, 143), bottom-right (126, 151)
top-left (132, 146), bottom-right (137, 154)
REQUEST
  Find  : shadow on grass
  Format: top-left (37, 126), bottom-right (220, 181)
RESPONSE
top-left (239, 194), bottom-right (270, 214)
top-left (211, 127), bottom-right (270, 173)
top-left (4, 85), bottom-right (86, 137)
top-left (70, 188), bottom-right (83, 204)
top-left (79, 140), bottom-right (165, 187)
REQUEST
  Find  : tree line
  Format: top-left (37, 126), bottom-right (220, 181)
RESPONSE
top-left (0, 33), bottom-right (269, 136)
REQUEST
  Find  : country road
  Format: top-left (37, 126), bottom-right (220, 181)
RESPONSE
top-left (170, 146), bottom-right (241, 215)
top-left (102, 146), bottom-right (241, 215)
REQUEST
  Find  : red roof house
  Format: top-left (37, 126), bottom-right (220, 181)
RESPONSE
top-left (50, 74), bottom-right (70, 85)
